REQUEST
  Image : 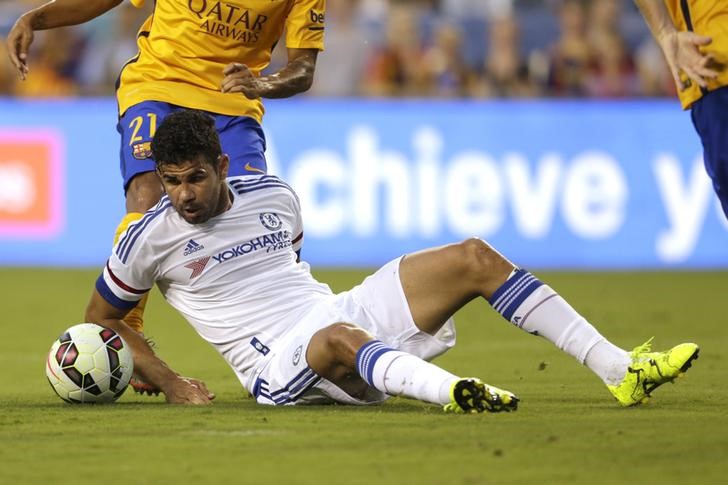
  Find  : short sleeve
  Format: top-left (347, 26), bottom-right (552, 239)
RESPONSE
top-left (95, 218), bottom-right (158, 310)
top-left (290, 189), bottom-right (304, 254)
top-left (285, 0), bottom-right (326, 50)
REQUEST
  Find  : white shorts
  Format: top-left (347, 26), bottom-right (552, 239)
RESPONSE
top-left (249, 257), bottom-right (457, 406)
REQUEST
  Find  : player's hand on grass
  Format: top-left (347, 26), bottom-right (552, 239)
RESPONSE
top-left (182, 377), bottom-right (215, 401)
top-left (658, 31), bottom-right (719, 90)
top-left (221, 62), bottom-right (263, 99)
top-left (164, 376), bottom-right (215, 405)
top-left (6, 15), bottom-right (34, 80)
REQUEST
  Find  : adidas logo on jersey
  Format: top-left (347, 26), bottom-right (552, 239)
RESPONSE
top-left (183, 239), bottom-right (205, 256)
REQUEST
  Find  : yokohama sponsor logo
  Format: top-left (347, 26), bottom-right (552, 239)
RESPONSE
top-left (212, 231), bottom-right (291, 263)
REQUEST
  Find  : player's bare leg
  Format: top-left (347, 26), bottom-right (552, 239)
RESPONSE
top-left (306, 323), bottom-right (372, 399)
top-left (125, 171), bottom-right (165, 214)
top-left (398, 237), bottom-right (515, 336)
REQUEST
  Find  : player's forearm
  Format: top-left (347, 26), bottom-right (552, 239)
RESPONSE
top-left (255, 53), bottom-right (317, 99)
top-left (20, 0), bottom-right (122, 31)
top-left (95, 317), bottom-right (180, 392)
top-left (634, 0), bottom-right (678, 42)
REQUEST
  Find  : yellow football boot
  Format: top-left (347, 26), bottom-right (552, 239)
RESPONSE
top-left (608, 338), bottom-right (699, 407)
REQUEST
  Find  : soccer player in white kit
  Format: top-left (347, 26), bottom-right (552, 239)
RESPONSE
top-left (85, 110), bottom-right (699, 411)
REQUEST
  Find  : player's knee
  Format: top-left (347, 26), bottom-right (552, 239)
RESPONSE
top-left (456, 237), bottom-right (512, 284)
top-left (322, 323), bottom-right (373, 367)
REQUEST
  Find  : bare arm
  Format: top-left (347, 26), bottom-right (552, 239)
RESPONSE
top-left (6, 0), bottom-right (123, 79)
top-left (221, 48), bottom-right (319, 99)
top-left (634, 0), bottom-right (718, 89)
top-left (85, 289), bottom-right (214, 404)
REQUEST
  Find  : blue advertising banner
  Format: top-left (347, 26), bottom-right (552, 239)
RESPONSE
top-left (1, 98), bottom-right (726, 268)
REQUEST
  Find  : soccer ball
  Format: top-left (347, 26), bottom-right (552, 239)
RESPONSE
top-left (45, 323), bottom-right (134, 403)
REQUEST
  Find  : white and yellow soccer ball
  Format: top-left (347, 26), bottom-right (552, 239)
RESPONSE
top-left (45, 323), bottom-right (134, 403)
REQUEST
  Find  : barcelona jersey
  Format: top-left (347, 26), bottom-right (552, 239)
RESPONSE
top-left (665, 0), bottom-right (728, 108)
top-left (116, 0), bottom-right (326, 120)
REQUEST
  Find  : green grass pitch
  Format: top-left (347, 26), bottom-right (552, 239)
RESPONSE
top-left (0, 268), bottom-right (726, 484)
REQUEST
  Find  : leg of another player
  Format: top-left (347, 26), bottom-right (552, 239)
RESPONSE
top-left (125, 171), bottom-right (165, 214)
top-left (398, 237), bottom-right (631, 387)
top-left (690, 86), bottom-right (728, 220)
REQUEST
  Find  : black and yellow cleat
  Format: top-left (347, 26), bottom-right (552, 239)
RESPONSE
top-left (443, 378), bottom-right (519, 414)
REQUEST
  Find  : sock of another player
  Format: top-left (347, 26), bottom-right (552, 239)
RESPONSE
top-left (488, 269), bottom-right (630, 385)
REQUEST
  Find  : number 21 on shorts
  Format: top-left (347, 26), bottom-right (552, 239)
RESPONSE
top-left (129, 113), bottom-right (157, 160)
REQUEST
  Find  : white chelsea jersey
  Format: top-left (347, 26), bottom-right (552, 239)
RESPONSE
top-left (96, 175), bottom-right (333, 385)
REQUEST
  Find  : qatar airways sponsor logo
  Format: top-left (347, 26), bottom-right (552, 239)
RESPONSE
top-left (212, 230), bottom-right (292, 263)
top-left (188, 0), bottom-right (269, 44)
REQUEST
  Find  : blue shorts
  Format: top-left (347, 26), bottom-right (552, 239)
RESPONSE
top-left (117, 101), bottom-right (267, 191)
top-left (691, 85), bottom-right (728, 218)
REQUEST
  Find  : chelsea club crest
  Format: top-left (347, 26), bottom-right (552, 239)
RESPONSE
top-left (292, 345), bottom-right (302, 366)
top-left (259, 212), bottom-right (282, 230)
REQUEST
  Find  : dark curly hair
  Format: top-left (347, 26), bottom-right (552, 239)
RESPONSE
top-left (151, 110), bottom-right (222, 168)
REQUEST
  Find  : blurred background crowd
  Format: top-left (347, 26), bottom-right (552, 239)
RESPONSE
top-left (0, 0), bottom-right (676, 99)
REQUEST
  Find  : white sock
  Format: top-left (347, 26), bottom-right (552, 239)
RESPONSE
top-left (489, 269), bottom-right (629, 384)
top-left (355, 341), bottom-right (458, 405)
top-left (584, 340), bottom-right (631, 385)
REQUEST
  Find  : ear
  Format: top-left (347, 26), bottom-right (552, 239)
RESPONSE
top-left (218, 154), bottom-right (230, 179)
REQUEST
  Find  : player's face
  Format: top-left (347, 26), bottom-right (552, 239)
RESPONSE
top-left (157, 155), bottom-right (230, 224)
